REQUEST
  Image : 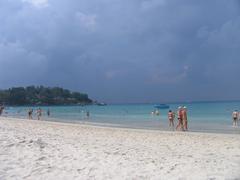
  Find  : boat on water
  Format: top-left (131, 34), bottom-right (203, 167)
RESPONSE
top-left (154, 104), bottom-right (170, 109)
top-left (97, 102), bottom-right (107, 106)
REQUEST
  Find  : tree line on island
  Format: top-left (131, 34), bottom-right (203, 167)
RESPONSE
top-left (0, 86), bottom-right (93, 106)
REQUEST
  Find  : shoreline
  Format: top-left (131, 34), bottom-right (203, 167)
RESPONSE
top-left (0, 116), bottom-right (232, 136)
top-left (1, 117), bottom-right (240, 179)
top-left (2, 115), bottom-right (240, 135)
top-left (3, 101), bottom-right (240, 135)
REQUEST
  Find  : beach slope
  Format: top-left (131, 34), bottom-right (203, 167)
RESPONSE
top-left (0, 117), bottom-right (240, 179)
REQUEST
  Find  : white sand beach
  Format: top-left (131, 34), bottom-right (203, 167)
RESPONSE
top-left (0, 117), bottom-right (240, 180)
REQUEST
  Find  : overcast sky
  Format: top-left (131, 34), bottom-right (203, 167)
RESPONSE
top-left (0, 0), bottom-right (240, 103)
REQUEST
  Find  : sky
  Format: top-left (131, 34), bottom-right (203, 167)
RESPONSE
top-left (0, 0), bottom-right (240, 103)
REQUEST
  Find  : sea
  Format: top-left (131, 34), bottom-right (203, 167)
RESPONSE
top-left (3, 101), bottom-right (240, 134)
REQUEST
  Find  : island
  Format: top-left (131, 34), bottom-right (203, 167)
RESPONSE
top-left (0, 86), bottom-right (92, 106)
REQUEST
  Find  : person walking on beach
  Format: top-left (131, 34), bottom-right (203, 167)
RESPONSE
top-left (168, 110), bottom-right (175, 128)
top-left (176, 107), bottom-right (184, 131)
top-left (232, 110), bottom-right (238, 127)
top-left (182, 106), bottom-right (188, 131)
top-left (28, 109), bottom-right (33, 119)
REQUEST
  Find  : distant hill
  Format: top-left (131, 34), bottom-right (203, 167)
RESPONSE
top-left (0, 86), bottom-right (92, 106)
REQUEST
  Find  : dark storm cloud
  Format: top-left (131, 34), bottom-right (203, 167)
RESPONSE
top-left (0, 0), bottom-right (240, 103)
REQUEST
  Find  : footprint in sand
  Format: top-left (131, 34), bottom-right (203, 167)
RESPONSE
top-left (37, 157), bottom-right (46, 161)
top-left (35, 138), bottom-right (46, 149)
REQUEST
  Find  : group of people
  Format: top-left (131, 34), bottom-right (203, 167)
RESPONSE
top-left (168, 106), bottom-right (188, 131)
top-left (151, 110), bottom-right (160, 116)
top-left (28, 108), bottom-right (50, 120)
top-left (232, 110), bottom-right (240, 127)
top-left (27, 108), bottom-right (90, 120)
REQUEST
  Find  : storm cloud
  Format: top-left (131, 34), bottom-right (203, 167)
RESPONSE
top-left (0, 0), bottom-right (240, 103)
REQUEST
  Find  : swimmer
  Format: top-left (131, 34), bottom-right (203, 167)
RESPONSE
top-left (155, 110), bottom-right (160, 116)
top-left (151, 111), bottom-right (155, 116)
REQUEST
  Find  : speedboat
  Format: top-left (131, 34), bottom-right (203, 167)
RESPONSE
top-left (97, 102), bottom-right (107, 106)
top-left (154, 104), bottom-right (170, 109)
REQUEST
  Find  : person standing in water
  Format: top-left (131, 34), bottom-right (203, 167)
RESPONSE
top-left (151, 111), bottom-right (154, 116)
top-left (176, 107), bottom-right (184, 131)
top-left (232, 110), bottom-right (238, 127)
top-left (47, 109), bottom-right (50, 117)
top-left (182, 106), bottom-right (188, 131)
top-left (239, 111), bottom-right (240, 124)
top-left (155, 110), bottom-right (160, 116)
top-left (28, 109), bottom-right (33, 119)
top-left (86, 111), bottom-right (90, 118)
top-left (168, 110), bottom-right (175, 128)
top-left (0, 105), bottom-right (4, 116)
top-left (37, 108), bottom-right (42, 120)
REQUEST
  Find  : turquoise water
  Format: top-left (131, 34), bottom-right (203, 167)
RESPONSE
top-left (3, 101), bottom-right (240, 134)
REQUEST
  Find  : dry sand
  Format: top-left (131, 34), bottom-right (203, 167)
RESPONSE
top-left (0, 117), bottom-right (240, 180)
